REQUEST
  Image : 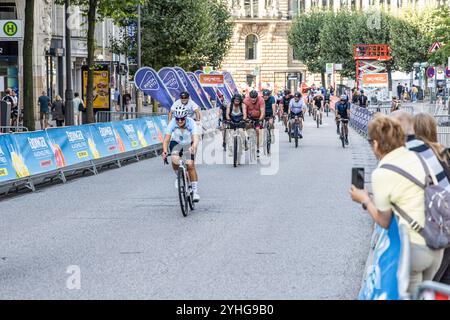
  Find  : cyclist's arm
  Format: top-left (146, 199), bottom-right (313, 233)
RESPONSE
top-left (191, 134), bottom-right (200, 153)
top-left (194, 108), bottom-right (201, 122)
top-left (226, 105), bottom-right (231, 121)
top-left (162, 134), bottom-right (171, 155)
top-left (259, 101), bottom-right (265, 121)
top-left (242, 104), bottom-right (248, 120)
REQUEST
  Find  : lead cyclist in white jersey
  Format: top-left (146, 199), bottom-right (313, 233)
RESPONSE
top-left (162, 104), bottom-right (201, 202)
top-left (168, 91), bottom-right (202, 122)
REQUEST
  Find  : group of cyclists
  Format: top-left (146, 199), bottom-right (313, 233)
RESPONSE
top-left (161, 88), bottom-right (352, 202)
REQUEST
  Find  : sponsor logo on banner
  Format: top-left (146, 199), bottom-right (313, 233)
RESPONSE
top-left (0, 167), bottom-right (7, 176)
top-left (199, 74), bottom-right (224, 87)
top-left (362, 73), bottom-right (388, 87)
top-left (139, 71), bottom-right (160, 91)
top-left (161, 71), bottom-right (179, 90)
top-left (134, 67), bottom-right (173, 109)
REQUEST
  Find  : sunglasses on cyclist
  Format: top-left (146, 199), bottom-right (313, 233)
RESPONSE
top-left (175, 117), bottom-right (186, 122)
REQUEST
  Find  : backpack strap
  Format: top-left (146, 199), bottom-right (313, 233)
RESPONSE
top-left (380, 164), bottom-right (426, 189)
top-left (390, 202), bottom-right (424, 233)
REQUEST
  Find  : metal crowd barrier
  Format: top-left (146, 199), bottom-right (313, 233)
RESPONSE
top-left (415, 281), bottom-right (450, 300)
top-left (0, 126), bottom-right (29, 134)
top-left (367, 106), bottom-right (414, 115)
top-left (434, 115), bottom-right (450, 147)
top-left (95, 111), bottom-right (165, 123)
top-left (350, 105), bottom-right (374, 138)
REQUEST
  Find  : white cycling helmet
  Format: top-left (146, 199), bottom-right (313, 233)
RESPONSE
top-left (173, 105), bottom-right (188, 119)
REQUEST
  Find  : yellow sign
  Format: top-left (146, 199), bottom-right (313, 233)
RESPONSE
top-left (3, 21), bottom-right (17, 36)
top-left (83, 69), bottom-right (110, 109)
top-left (77, 150), bottom-right (89, 159)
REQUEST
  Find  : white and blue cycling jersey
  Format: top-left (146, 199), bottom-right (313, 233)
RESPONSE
top-left (289, 99), bottom-right (305, 114)
top-left (165, 117), bottom-right (200, 144)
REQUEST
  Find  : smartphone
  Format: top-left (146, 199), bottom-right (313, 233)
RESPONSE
top-left (352, 167), bottom-right (365, 189)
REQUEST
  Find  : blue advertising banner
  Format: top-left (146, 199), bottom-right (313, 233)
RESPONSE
top-left (139, 117), bottom-right (162, 146)
top-left (10, 131), bottom-right (57, 176)
top-left (158, 67), bottom-right (187, 100)
top-left (194, 70), bottom-right (222, 108)
top-left (153, 115), bottom-right (169, 140)
top-left (358, 217), bottom-right (401, 300)
top-left (223, 71), bottom-right (239, 94)
top-left (134, 67), bottom-right (173, 109)
top-left (111, 119), bottom-right (146, 152)
top-left (173, 67), bottom-right (205, 109)
top-left (45, 126), bottom-right (95, 167)
top-left (0, 134), bottom-right (18, 181)
top-left (187, 72), bottom-right (213, 109)
top-left (88, 123), bottom-right (121, 158)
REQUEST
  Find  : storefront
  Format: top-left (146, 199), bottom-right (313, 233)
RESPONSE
top-left (0, 40), bottom-right (18, 96)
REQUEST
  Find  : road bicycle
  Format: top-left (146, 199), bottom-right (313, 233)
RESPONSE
top-left (324, 101), bottom-right (330, 117)
top-left (225, 120), bottom-right (246, 167)
top-left (307, 102), bottom-right (313, 116)
top-left (288, 114), bottom-right (301, 148)
top-left (263, 117), bottom-right (273, 156)
top-left (339, 119), bottom-right (349, 148)
top-left (247, 119), bottom-right (261, 161)
top-left (315, 107), bottom-right (321, 128)
top-left (164, 152), bottom-right (195, 217)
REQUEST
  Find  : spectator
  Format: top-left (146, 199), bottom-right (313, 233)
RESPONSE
top-left (411, 85), bottom-right (418, 103)
top-left (329, 85), bottom-right (335, 96)
top-left (72, 92), bottom-right (84, 126)
top-left (352, 89), bottom-right (359, 104)
top-left (403, 83), bottom-right (410, 101)
top-left (358, 90), bottom-right (368, 108)
top-left (51, 95), bottom-right (65, 127)
top-left (396, 83), bottom-right (404, 100)
top-left (122, 91), bottom-right (132, 113)
top-left (2, 88), bottom-right (16, 126)
top-left (349, 115), bottom-right (444, 295)
top-left (413, 112), bottom-right (450, 285)
top-left (390, 97), bottom-right (401, 113)
top-left (38, 91), bottom-right (51, 129)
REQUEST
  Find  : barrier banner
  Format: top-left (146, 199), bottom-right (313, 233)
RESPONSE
top-left (0, 134), bottom-right (18, 181)
top-left (111, 119), bottom-right (146, 151)
top-left (139, 117), bottom-right (162, 146)
top-left (88, 123), bottom-right (121, 157)
top-left (359, 217), bottom-right (401, 300)
top-left (10, 131), bottom-right (56, 176)
top-left (45, 126), bottom-right (96, 167)
top-left (158, 67), bottom-right (187, 100)
top-left (223, 71), bottom-right (239, 94)
top-left (152, 115), bottom-right (169, 142)
top-left (187, 72), bottom-right (213, 109)
top-left (173, 67), bottom-right (205, 109)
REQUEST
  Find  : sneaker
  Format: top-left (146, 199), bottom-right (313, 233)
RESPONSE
top-left (299, 132), bottom-right (303, 139)
top-left (345, 138), bottom-right (349, 145)
top-left (193, 193), bottom-right (200, 202)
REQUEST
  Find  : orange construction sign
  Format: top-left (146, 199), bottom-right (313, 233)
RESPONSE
top-left (199, 74), bottom-right (224, 87)
top-left (362, 73), bottom-right (388, 87)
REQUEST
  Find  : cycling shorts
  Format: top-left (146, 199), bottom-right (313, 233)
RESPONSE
top-left (265, 112), bottom-right (274, 119)
top-left (289, 112), bottom-right (303, 119)
top-left (169, 141), bottom-right (195, 161)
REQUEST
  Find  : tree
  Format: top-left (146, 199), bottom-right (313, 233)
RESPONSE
top-left (56, 0), bottom-right (142, 123)
top-left (289, 10), bottom-right (328, 86)
top-left (428, 6), bottom-right (450, 66)
top-left (23, 0), bottom-right (35, 131)
top-left (140, 0), bottom-right (232, 71)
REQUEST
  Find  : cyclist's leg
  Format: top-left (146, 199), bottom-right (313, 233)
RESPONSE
top-left (170, 141), bottom-right (182, 171)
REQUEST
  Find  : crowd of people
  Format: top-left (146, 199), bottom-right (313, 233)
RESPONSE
top-left (350, 111), bottom-right (450, 296)
top-left (37, 91), bottom-right (85, 129)
top-left (396, 82), bottom-right (420, 103)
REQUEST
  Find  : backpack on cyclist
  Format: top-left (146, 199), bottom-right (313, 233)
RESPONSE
top-left (381, 153), bottom-right (450, 250)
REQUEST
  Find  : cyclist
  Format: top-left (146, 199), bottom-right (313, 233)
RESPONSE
top-left (313, 91), bottom-right (324, 125)
top-left (262, 89), bottom-right (276, 143)
top-left (335, 95), bottom-right (351, 145)
top-left (279, 90), bottom-right (292, 132)
top-left (324, 90), bottom-right (331, 114)
top-left (162, 105), bottom-right (201, 202)
top-left (226, 93), bottom-right (248, 154)
top-left (288, 92), bottom-right (305, 139)
top-left (168, 91), bottom-right (201, 122)
top-left (243, 90), bottom-right (265, 158)
top-left (306, 90), bottom-right (315, 116)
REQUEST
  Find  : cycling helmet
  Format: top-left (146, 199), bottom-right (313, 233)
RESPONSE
top-left (294, 92), bottom-right (301, 98)
top-left (249, 90), bottom-right (259, 99)
top-left (173, 104), bottom-right (188, 119)
top-left (180, 91), bottom-right (190, 99)
top-left (340, 94), bottom-right (347, 100)
top-left (262, 89), bottom-right (271, 96)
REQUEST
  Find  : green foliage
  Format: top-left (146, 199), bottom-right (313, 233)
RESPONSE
top-left (428, 6), bottom-right (450, 66)
top-left (141, 0), bottom-right (232, 71)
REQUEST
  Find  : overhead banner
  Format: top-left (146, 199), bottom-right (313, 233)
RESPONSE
top-left (46, 126), bottom-right (96, 167)
top-left (0, 134), bottom-right (18, 181)
top-left (173, 67), bottom-right (206, 109)
top-left (359, 217), bottom-right (401, 300)
top-left (223, 71), bottom-right (239, 94)
top-left (10, 131), bottom-right (56, 176)
top-left (158, 67), bottom-right (187, 100)
top-left (195, 70), bottom-right (222, 108)
top-left (88, 123), bottom-right (121, 157)
top-left (134, 67), bottom-right (173, 109)
top-left (187, 72), bottom-right (213, 109)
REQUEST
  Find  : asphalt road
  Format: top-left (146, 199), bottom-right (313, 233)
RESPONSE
top-left (0, 112), bottom-right (373, 299)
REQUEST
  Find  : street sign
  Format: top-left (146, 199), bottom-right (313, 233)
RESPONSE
top-left (198, 74), bottom-right (224, 87)
top-left (0, 20), bottom-right (22, 39)
top-left (326, 63), bottom-right (333, 74)
top-left (445, 67), bottom-right (450, 78)
top-left (428, 41), bottom-right (442, 54)
top-left (426, 67), bottom-right (435, 78)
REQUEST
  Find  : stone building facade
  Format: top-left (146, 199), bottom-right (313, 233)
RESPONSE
top-left (221, 0), bottom-right (448, 93)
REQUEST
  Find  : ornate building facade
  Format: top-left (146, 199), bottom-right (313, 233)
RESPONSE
top-left (221, 0), bottom-right (448, 92)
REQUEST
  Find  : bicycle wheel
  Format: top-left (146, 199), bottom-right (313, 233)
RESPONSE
top-left (266, 127), bottom-right (271, 155)
top-left (178, 166), bottom-right (189, 217)
top-left (294, 123), bottom-right (298, 148)
top-left (316, 112), bottom-right (320, 128)
top-left (188, 181), bottom-right (195, 210)
top-left (340, 127), bottom-right (345, 149)
top-left (233, 135), bottom-right (238, 167)
top-left (288, 125), bottom-right (292, 143)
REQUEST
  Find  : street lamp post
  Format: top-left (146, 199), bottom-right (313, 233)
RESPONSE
top-left (65, 0), bottom-right (74, 125)
top-left (135, 3), bottom-right (143, 113)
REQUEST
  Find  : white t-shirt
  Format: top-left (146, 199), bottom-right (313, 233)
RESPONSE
top-left (170, 99), bottom-right (200, 119)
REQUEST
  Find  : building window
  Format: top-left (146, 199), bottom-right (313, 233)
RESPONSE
top-left (245, 34), bottom-right (258, 60)
top-left (293, 47), bottom-right (300, 61)
top-left (0, 3), bottom-right (17, 19)
top-left (288, 0), bottom-right (305, 17)
top-left (246, 74), bottom-right (256, 87)
top-left (244, 0), bottom-right (259, 18)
